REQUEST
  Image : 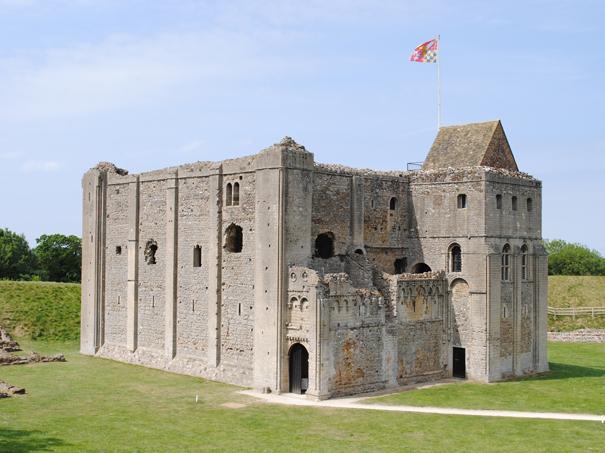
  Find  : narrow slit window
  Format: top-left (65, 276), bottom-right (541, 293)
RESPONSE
top-left (226, 183), bottom-right (233, 206)
top-left (116, 245), bottom-right (122, 255)
top-left (233, 182), bottom-right (240, 206)
top-left (512, 196), bottom-right (518, 211)
top-left (527, 198), bottom-right (533, 212)
top-left (457, 194), bottom-right (467, 209)
top-left (521, 244), bottom-right (528, 280)
top-left (501, 244), bottom-right (511, 281)
top-left (389, 197), bottom-right (397, 210)
top-left (193, 245), bottom-right (202, 267)
top-left (496, 194), bottom-right (502, 209)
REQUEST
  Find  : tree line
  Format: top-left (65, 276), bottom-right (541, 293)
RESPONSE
top-left (543, 239), bottom-right (605, 276)
top-left (0, 228), bottom-right (81, 283)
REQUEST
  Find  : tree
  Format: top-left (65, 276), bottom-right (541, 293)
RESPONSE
top-left (34, 234), bottom-right (82, 283)
top-left (544, 239), bottom-right (605, 276)
top-left (0, 228), bottom-right (34, 280)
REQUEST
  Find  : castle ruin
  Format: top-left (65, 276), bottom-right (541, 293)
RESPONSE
top-left (81, 120), bottom-right (548, 398)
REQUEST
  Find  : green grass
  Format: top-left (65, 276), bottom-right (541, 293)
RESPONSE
top-left (548, 275), bottom-right (605, 308)
top-left (0, 281), bottom-right (80, 341)
top-left (368, 343), bottom-right (605, 415)
top-left (0, 341), bottom-right (604, 452)
top-left (548, 275), bottom-right (605, 330)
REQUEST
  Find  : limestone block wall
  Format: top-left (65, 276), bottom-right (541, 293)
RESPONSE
top-left (103, 181), bottom-right (129, 346)
top-left (176, 175), bottom-right (210, 359)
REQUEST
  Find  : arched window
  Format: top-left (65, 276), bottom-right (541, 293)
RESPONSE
top-left (449, 244), bottom-right (462, 272)
top-left (501, 244), bottom-right (511, 281)
top-left (193, 245), bottom-right (202, 267)
top-left (389, 197), bottom-right (397, 210)
top-left (233, 182), bottom-right (240, 206)
top-left (314, 232), bottom-right (335, 259)
top-left (512, 196), bottom-right (518, 211)
top-left (521, 244), bottom-right (528, 280)
top-left (457, 194), bottom-right (467, 209)
top-left (411, 262), bottom-right (432, 274)
top-left (496, 194), bottom-right (502, 210)
top-left (224, 224), bottom-right (243, 253)
top-left (226, 183), bottom-right (233, 206)
top-left (527, 198), bottom-right (533, 212)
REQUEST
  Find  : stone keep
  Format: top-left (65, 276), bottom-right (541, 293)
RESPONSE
top-left (81, 120), bottom-right (548, 398)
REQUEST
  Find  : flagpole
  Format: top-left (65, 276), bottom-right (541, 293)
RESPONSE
top-left (437, 34), bottom-right (441, 130)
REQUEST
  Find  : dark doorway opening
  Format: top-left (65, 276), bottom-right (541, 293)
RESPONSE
top-left (394, 258), bottom-right (407, 274)
top-left (453, 347), bottom-right (466, 378)
top-left (411, 262), bottom-right (431, 274)
top-left (288, 343), bottom-right (309, 394)
top-left (314, 232), bottom-right (335, 259)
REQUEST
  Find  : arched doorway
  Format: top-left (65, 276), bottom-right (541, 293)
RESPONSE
top-left (288, 343), bottom-right (309, 394)
top-left (411, 262), bottom-right (431, 274)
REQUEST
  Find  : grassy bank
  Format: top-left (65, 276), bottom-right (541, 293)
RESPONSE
top-left (0, 281), bottom-right (80, 341)
top-left (0, 341), bottom-right (603, 452)
top-left (367, 342), bottom-right (605, 414)
top-left (548, 276), bottom-right (605, 330)
top-left (548, 275), bottom-right (605, 307)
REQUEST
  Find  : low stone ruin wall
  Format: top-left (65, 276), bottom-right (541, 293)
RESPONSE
top-left (547, 329), bottom-right (605, 343)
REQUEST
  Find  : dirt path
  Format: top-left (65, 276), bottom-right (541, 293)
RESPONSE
top-left (240, 390), bottom-right (605, 423)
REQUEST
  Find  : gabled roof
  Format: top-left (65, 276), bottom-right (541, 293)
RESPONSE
top-left (422, 120), bottom-right (519, 171)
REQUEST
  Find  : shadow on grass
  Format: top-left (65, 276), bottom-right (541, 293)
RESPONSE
top-left (522, 362), bottom-right (605, 382)
top-left (0, 428), bottom-right (68, 452)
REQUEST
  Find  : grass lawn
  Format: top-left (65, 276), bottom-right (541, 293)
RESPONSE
top-left (547, 276), bottom-right (605, 330)
top-left (548, 276), bottom-right (605, 308)
top-left (0, 341), bottom-right (604, 452)
top-left (0, 281), bottom-right (80, 341)
top-left (367, 342), bottom-right (605, 415)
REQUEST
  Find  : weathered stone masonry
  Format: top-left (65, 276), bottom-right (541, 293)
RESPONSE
top-left (82, 120), bottom-right (548, 398)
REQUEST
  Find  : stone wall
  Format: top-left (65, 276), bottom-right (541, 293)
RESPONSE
top-left (547, 330), bottom-right (605, 343)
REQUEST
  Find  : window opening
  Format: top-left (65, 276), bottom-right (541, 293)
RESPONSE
top-left (389, 197), bottom-right (397, 210)
top-left (512, 196), bottom-right (518, 211)
top-left (457, 194), bottom-right (467, 209)
top-left (496, 194), bottom-right (502, 209)
top-left (521, 244), bottom-right (528, 280)
top-left (501, 244), bottom-right (511, 281)
top-left (193, 245), bottom-right (202, 267)
top-left (224, 224), bottom-right (243, 253)
top-left (116, 246), bottom-right (122, 255)
top-left (233, 182), bottom-right (240, 206)
top-left (144, 240), bottom-right (158, 265)
top-left (527, 198), bottom-right (533, 212)
top-left (411, 262), bottom-right (432, 274)
top-left (394, 258), bottom-right (407, 274)
top-left (226, 183), bottom-right (233, 206)
top-left (314, 232), bottom-right (335, 259)
top-left (450, 245), bottom-right (462, 272)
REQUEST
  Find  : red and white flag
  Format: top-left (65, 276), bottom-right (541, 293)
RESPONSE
top-left (410, 38), bottom-right (439, 63)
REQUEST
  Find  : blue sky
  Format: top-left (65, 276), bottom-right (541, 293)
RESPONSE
top-left (0, 0), bottom-right (603, 254)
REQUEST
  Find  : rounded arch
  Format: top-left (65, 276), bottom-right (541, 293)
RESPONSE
top-left (288, 343), bottom-right (309, 394)
top-left (314, 232), bottom-right (335, 259)
top-left (224, 224), bottom-right (243, 253)
top-left (226, 183), bottom-right (233, 206)
top-left (448, 243), bottom-right (462, 273)
top-left (389, 197), bottom-right (398, 210)
top-left (411, 262), bottom-right (432, 274)
top-left (501, 243), bottom-right (511, 281)
top-left (232, 182), bottom-right (240, 206)
top-left (521, 243), bottom-right (529, 280)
